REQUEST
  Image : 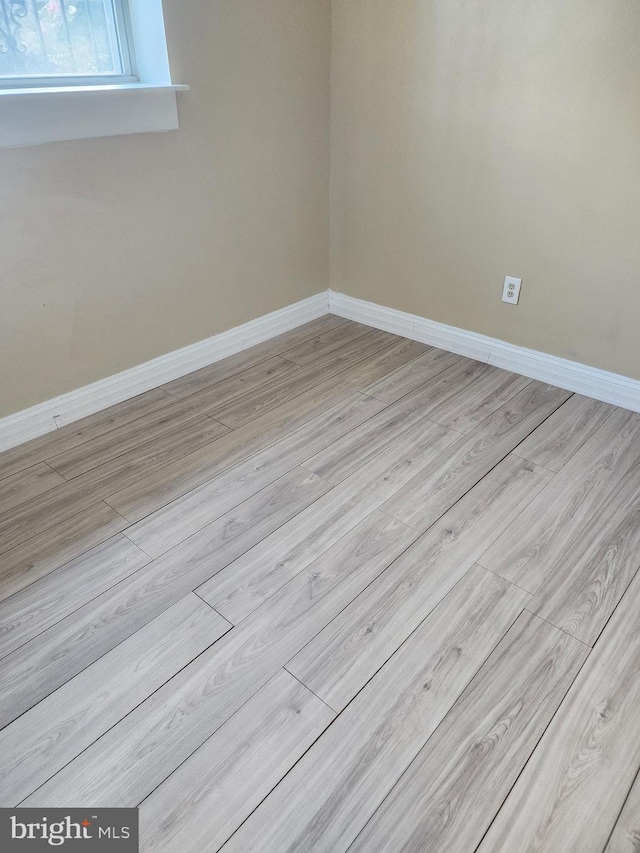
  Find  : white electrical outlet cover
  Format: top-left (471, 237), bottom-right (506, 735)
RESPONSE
top-left (502, 276), bottom-right (522, 305)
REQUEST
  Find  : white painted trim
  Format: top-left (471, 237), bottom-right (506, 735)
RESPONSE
top-left (0, 85), bottom-right (185, 149)
top-left (0, 292), bottom-right (329, 453)
top-left (0, 0), bottom-right (186, 148)
top-left (329, 290), bottom-right (640, 413)
top-left (0, 84), bottom-right (189, 97)
top-left (3, 286), bottom-right (638, 454)
top-left (128, 0), bottom-right (173, 85)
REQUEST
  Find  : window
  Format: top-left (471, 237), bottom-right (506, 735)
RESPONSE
top-left (0, 0), bottom-right (188, 147)
top-left (0, 0), bottom-right (135, 87)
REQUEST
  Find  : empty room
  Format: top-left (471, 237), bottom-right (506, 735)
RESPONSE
top-left (1, 1), bottom-right (640, 850)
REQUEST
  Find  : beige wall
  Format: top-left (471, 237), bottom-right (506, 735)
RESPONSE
top-left (330, 0), bottom-right (640, 379)
top-left (0, 0), bottom-right (330, 417)
top-left (4, 0), bottom-right (639, 419)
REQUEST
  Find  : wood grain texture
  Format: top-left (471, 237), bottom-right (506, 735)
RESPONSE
top-left (124, 392), bottom-right (383, 557)
top-left (307, 371), bottom-right (565, 493)
top-left (362, 346), bottom-right (463, 403)
top-left (605, 772), bottom-right (640, 852)
top-left (0, 535), bottom-right (150, 659)
top-left (287, 456), bottom-right (552, 711)
top-left (3, 319), bottom-right (640, 848)
top-left (350, 612), bottom-right (588, 853)
top-left (376, 358), bottom-right (523, 436)
top-left (280, 320), bottom-right (373, 365)
top-left (382, 382), bottom-right (571, 532)
top-left (528, 455), bottom-right (640, 645)
top-left (2, 595), bottom-right (229, 806)
top-left (195, 511), bottom-right (419, 696)
top-left (302, 362), bottom-right (487, 486)
top-left (0, 389), bottom-right (173, 481)
top-left (139, 671), bottom-right (334, 853)
top-left (222, 567), bottom-right (527, 853)
top-left (0, 463), bottom-right (64, 514)
top-left (23, 512), bottom-right (416, 807)
top-left (0, 502), bottom-right (128, 602)
top-left (0, 468), bottom-right (327, 729)
top-left (339, 337), bottom-right (430, 388)
top-left (105, 378), bottom-right (368, 523)
top-left (514, 394), bottom-right (615, 472)
top-left (72, 416), bottom-right (231, 496)
top-left (427, 367), bottom-right (532, 434)
top-left (478, 570), bottom-right (640, 853)
top-left (209, 330), bottom-right (399, 429)
top-left (199, 418), bottom-right (460, 624)
top-left (159, 315), bottom-right (348, 399)
top-left (0, 415), bottom-right (230, 556)
top-left (479, 408), bottom-right (640, 592)
top-left (45, 359), bottom-right (295, 480)
top-left (45, 403), bottom-right (223, 481)
top-left (161, 349), bottom-right (295, 402)
top-left (362, 358), bottom-right (495, 433)
top-left (167, 356), bottom-right (298, 412)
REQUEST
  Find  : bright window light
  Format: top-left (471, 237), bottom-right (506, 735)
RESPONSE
top-left (0, 0), bottom-right (135, 86)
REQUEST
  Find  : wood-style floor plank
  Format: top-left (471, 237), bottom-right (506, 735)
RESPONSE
top-left (301, 358), bottom-right (488, 486)
top-left (382, 381), bottom-right (571, 532)
top-left (513, 393), bottom-right (616, 472)
top-left (209, 329), bottom-right (399, 429)
top-left (477, 570), bottom-right (640, 853)
top-left (0, 467), bottom-right (327, 728)
top-left (367, 358), bottom-right (499, 433)
top-left (605, 771), bottom-right (640, 852)
top-left (45, 358), bottom-right (294, 480)
top-left (427, 368), bottom-right (532, 434)
top-left (0, 535), bottom-right (150, 659)
top-left (0, 415), bottom-right (230, 556)
top-left (279, 320), bottom-right (373, 365)
top-left (139, 670), bottom-right (335, 853)
top-left (350, 612), bottom-right (588, 853)
top-left (198, 419), bottom-right (459, 624)
top-left (304, 353), bottom-right (543, 491)
top-left (104, 377), bottom-right (369, 523)
top-left (478, 407), bottom-right (640, 592)
top-left (362, 346), bottom-right (463, 403)
top-left (0, 502), bottom-right (128, 602)
top-left (2, 594), bottom-right (230, 806)
top-left (22, 511), bottom-right (416, 807)
top-left (0, 388), bottom-right (174, 481)
top-left (287, 456), bottom-right (552, 711)
top-left (0, 463), bottom-right (65, 514)
top-left (163, 356), bottom-right (298, 413)
top-left (528, 455), bottom-right (640, 645)
top-left (339, 337), bottom-right (430, 388)
top-left (159, 315), bottom-right (349, 399)
top-left (2, 317), bottom-right (638, 848)
top-left (221, 567), bottom-right (527, 853)
top-left (385, 358), bottom-right (525, 436)
top-left (124, 392), bottom-right (383, 557)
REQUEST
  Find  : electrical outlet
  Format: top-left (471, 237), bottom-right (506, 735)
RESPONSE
top-left (502, 276), bottom-right (522, 305)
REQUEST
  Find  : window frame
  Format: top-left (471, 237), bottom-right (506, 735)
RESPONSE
top-left (0, 0), bottom-right (188, 148)
top-left (0, 0), bottom-right (139, 90)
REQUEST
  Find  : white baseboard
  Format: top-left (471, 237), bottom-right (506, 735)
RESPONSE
top-left (0, 292), bottom-right (329, 453)
top-left (329, 290), bottom-right (640, 413)
top-left (3, 287), bottom-right (639, 454)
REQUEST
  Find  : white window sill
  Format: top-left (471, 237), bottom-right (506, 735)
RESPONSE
top-left (0, 83), bottom-right (189, 148)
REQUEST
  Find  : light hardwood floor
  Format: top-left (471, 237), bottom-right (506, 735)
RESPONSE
top-left (1, 315), bottom-right (639, 852)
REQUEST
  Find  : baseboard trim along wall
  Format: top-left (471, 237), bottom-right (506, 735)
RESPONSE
top-left (2, 287), bottom-right (639, 453)
top-left (0, 292), bottom-right (329, 453)
top-left (329, 290), bottom-right (640, 414)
